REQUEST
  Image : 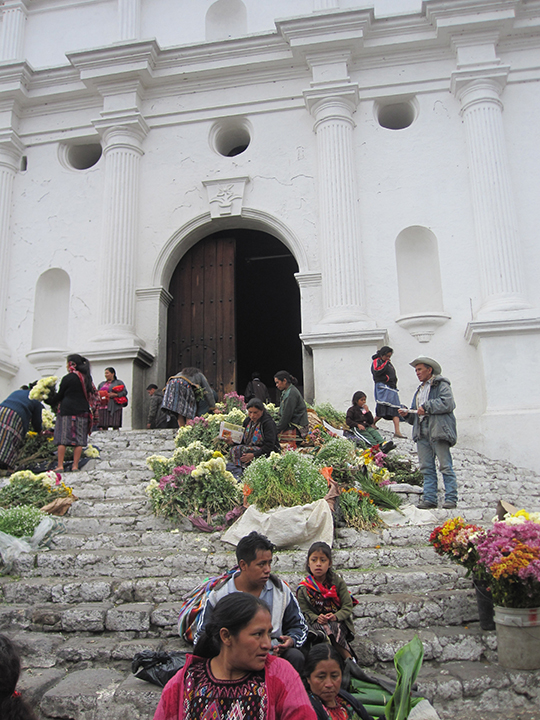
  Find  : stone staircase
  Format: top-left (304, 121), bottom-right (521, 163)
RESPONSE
top-left (1, 429), bottom-right (540, 720)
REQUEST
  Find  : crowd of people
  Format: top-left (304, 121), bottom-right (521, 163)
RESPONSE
top-left (154, 530), bottom-right (375, 720)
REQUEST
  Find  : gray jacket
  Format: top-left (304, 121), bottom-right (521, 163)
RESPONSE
top-left (405, 375), bottom-right (457, 446)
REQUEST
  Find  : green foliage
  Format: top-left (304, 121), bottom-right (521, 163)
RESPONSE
top-left (312, 402), bottom-right (347, 429)
top-left (0, 505), bottom-right (45, 537)
top-left (339, 488), bottom-right (383, 531)
top-left (145, 456), bottom-right (242, 522)
top-left (384, 455), bottom-right (424, 487)
top-left (0, 471), bottom-right (73, 509)
top-left (385, 636), bottom-right (424, 720)
top-left (243, 451), bottom-right (327, 512)
top-left (353, 469), bottom-right (403, 510)
top-left (313, 436), bottom-right (359, 484)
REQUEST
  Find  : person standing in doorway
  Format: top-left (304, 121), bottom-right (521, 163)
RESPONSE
top-left (398, 356), bottom-right (458, 510)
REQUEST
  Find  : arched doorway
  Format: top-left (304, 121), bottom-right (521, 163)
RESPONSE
top-left (166, 229), bottom-right (302, 401)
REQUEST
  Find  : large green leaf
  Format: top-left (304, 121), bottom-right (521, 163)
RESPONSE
top-left (384, 635), bottom-right (424, 720)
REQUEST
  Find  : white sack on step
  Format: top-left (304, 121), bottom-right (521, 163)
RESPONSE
top-left (221, 499), bottom-right (333, 549)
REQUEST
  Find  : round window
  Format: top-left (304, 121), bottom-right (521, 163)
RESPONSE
top-left (377, 101), bottom-right (417, 130)
top-left (210, 118), bottom-right (252, 157)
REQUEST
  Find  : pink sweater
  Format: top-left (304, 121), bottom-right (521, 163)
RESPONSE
top-left (153, 653), bottom-right (317, 720)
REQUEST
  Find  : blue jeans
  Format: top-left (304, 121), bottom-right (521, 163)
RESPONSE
top-left (416, 428), bottom-right (457, 505)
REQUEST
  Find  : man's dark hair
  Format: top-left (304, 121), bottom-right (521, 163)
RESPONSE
top-left (146, 384), bottom-right (158, 390)
top-left (236, 531), bottom-right (274, 565)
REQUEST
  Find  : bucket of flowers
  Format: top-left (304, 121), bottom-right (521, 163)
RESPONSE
top-left (474, 510), bottom-right (540, 669)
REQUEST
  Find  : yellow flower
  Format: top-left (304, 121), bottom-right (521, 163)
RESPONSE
top-left (27, 431), bottom-right (38, 438)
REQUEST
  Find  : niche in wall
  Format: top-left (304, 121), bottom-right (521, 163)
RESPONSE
top-left (206, 0), bottom-right (247, 41)
top-left (27, 268), bottom-right (70, 374)
top-left (395, 226), bottom-right (450, 342)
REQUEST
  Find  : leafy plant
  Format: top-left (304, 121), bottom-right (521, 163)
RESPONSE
top-left (314, 437), bottom-right (359, 483)
top-left (312, 403), bottom-right (347, 429)
top-left (0, 505), bottom-right (45, 537)
top-left (353, 469), bottom-right (402, 510)
top-left (243, 451), bottom-right (327, 512)
top-left (385, 635), bottom-right (424, 720)
top-left (383, 455), bottom-right (424, 487)
top-left (339, 488), bottom-right (384, 531)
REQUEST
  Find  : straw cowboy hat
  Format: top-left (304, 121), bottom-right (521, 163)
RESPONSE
top-left (409, 356), bottom-right (442, 376)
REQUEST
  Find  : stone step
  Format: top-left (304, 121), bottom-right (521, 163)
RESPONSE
top-left (0, 565), bottom-right (469, 607)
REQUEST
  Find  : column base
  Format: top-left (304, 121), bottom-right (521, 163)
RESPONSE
top-left (26, 348), bottom-right (67, 376)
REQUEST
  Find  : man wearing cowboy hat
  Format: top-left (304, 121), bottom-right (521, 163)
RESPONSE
top-left (398, 357), bottom-right (458, 509)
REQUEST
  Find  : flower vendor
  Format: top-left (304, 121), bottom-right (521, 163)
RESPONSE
top-left (228, 398), bottom-right (280, 468)
top-left (274, 370), bottom-right (309, 439)
top-left (97, 367), bottom-right (128, 430)
top-left (0, 388), bottom-right (43, 470)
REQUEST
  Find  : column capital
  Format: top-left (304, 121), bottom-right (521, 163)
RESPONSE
top-left (93, 113), bottom-right (149, 151)
top-left (0, 129), bottom-right (25, 168)
top-left (304, 83), bottom-right (359, 124)
top-left (451, 65), bottom-right (510, 106)
top-left (1, 1), bottom-right (31, 10)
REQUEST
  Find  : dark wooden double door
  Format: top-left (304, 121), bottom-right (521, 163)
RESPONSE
top-left (166, 230), bottom-right (302, 401)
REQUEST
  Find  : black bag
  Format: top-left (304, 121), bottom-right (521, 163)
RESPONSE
top-left (131, 650), bottom-right (187, 687)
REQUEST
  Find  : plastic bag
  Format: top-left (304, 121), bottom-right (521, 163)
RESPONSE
top-left (132, 650), bottom-right (187, 687)
top-left (0, 516), bottom-right (59, 571)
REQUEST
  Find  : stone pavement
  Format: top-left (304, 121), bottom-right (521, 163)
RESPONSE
top-left (1, 428), bottom-right (540, 719)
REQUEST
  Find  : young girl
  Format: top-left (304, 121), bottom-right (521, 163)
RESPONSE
top-left (305, 644), bottom-right (374, 720)
top-left (345, 392), bottom-right (384, 447)
top-left (297, 542), bottom-right (356, 660)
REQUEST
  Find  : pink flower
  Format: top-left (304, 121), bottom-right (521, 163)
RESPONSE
top-left (173, 465), bottom-right (195, 476)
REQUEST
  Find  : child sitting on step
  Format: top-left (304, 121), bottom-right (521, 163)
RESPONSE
top-left (0, 634), bottom-right (38, 720)
top-left (346, 391), bottom-right (385, 447)
top-left (296, 541), bottom-right (356, 660)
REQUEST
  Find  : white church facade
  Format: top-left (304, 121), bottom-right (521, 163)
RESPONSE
top-left (0, 0), bottom-right (539, 470)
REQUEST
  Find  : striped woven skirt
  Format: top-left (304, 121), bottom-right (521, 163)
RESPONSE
top-left (162, 378), bottom-right (197, 419)
top-left (53, 414), bottom-right (90, 447)
top-left (97, 407), bottom-right (123, 429)
top-left (0, 406), bottom-right (24, 469)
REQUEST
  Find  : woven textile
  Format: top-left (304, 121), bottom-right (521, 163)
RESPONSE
top-left (53, 413), bottom-right (89, 447)
top-left (162, 378), bottom-right (197, 419)
top-left (0, 406), bottom-right (24, 468)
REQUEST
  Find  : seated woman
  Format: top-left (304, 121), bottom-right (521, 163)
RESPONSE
top-left (274, 370), bottom-right (309, 439)
top-left (228, 398), bottom-right (280, 468)
top-left (153, 593), bottom-right (316, 720)
top-left (305, 644), bottom-right (374, 720)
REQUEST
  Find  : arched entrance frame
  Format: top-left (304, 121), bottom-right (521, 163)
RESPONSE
top-left (150, 208), bottom-right (314, 393)
top-left (153, 208), bottom-right (311, 289)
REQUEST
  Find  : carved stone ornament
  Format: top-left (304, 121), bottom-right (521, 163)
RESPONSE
top-left (203, 177), bottom-right (249, 219)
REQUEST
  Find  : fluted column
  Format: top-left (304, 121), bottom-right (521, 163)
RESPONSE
top-left (93, 117), bottom-right (148, 343)
top-left (305, 84), bottom-right (365, 324)
top-left (0, 1), bottom-right (29, 61)
top-left (453, 74), bottom-right (528, 315)
top-left (0, 134), bottom-right (23, 366)
top-left (118, 0), bottom-right (141, 41)
top-left (314, 0), bottom-right (339, 9)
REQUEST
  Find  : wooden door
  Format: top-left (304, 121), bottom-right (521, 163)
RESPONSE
top-left (167, 237), bottom-right (235, 398)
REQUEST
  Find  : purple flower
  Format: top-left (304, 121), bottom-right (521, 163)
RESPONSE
top-left (173, 465), bottom-right (195, 476)
top-left (158, 474), bottom-right (177, 490)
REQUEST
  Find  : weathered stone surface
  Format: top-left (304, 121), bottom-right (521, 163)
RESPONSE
top-left (12, 632), bottom-right (66, 668)
top-left (19, 667), bottom-right (67, 707)
top-left (57, 636), bottom-right (118, 663)
top-left (106, 603), bottom-right (153, 632)
top-left (40, 668), bottom-right (125, 719)
top-left (61, 604), bottom-right (112, 632)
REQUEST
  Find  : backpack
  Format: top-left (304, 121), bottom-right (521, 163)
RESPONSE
top-left (177, 566), bottom-right (238, 643)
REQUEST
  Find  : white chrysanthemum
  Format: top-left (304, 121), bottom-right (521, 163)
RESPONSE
top-left (41, 408), bottom-right (56, 430)
top-left (145, 479), bottom-right (159, 496)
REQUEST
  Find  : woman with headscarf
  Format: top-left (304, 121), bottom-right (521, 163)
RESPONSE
top-left (228, 398), bottom-right (280, 468)
top-left (370, 347), bottom-right (404, 438)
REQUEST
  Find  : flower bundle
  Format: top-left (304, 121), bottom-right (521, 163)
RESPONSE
top-left (83, 444), bottom-right (100, 459)
top-left (145, 454), bottom-right (242, 522)
top-left (175, 408), bottom-right (247, 450)
top-left (242, 450), bottom-right (327, 512)
top-left (41, 408), bottom-right (56, 431)
top-left (171, 441), bottom-right (214, 468)
top-left (339, 487), bottom-right (383, 531)
top-left (29, 376), bottom-right (57, 401)
top-left (475, 520), bottom-right (540, 608)
top-left (429, 517), bottom-right (485, 575)
top-left (0, 505), bottom-right (45, 538)
top-left (0, 470), bottom-right (73, 510)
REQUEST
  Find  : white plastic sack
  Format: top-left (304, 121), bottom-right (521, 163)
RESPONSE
top-left (408, 699), bottom-right (441, 720)
top-left (379, 503), bottom-right (438, 526)
top-left (221, 498), bottom-right (333, 549)
top-left (0, 515), bottom-right (56, 570)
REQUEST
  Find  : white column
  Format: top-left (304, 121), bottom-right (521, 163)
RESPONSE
top-left (0, 1), bottom-right (28, 61)
top-left (305, 85), bottom-right (365, 324)
top-left (0, 136), bottom-right (23, 354)
top-left (118, 0), bottom-right (141, 41)
top-left (93, 118), bottom-right (148, 343)
top-left (314, 0), bottom-right (339, 9)
top-left (454, 76), bottom-right (528, 315)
